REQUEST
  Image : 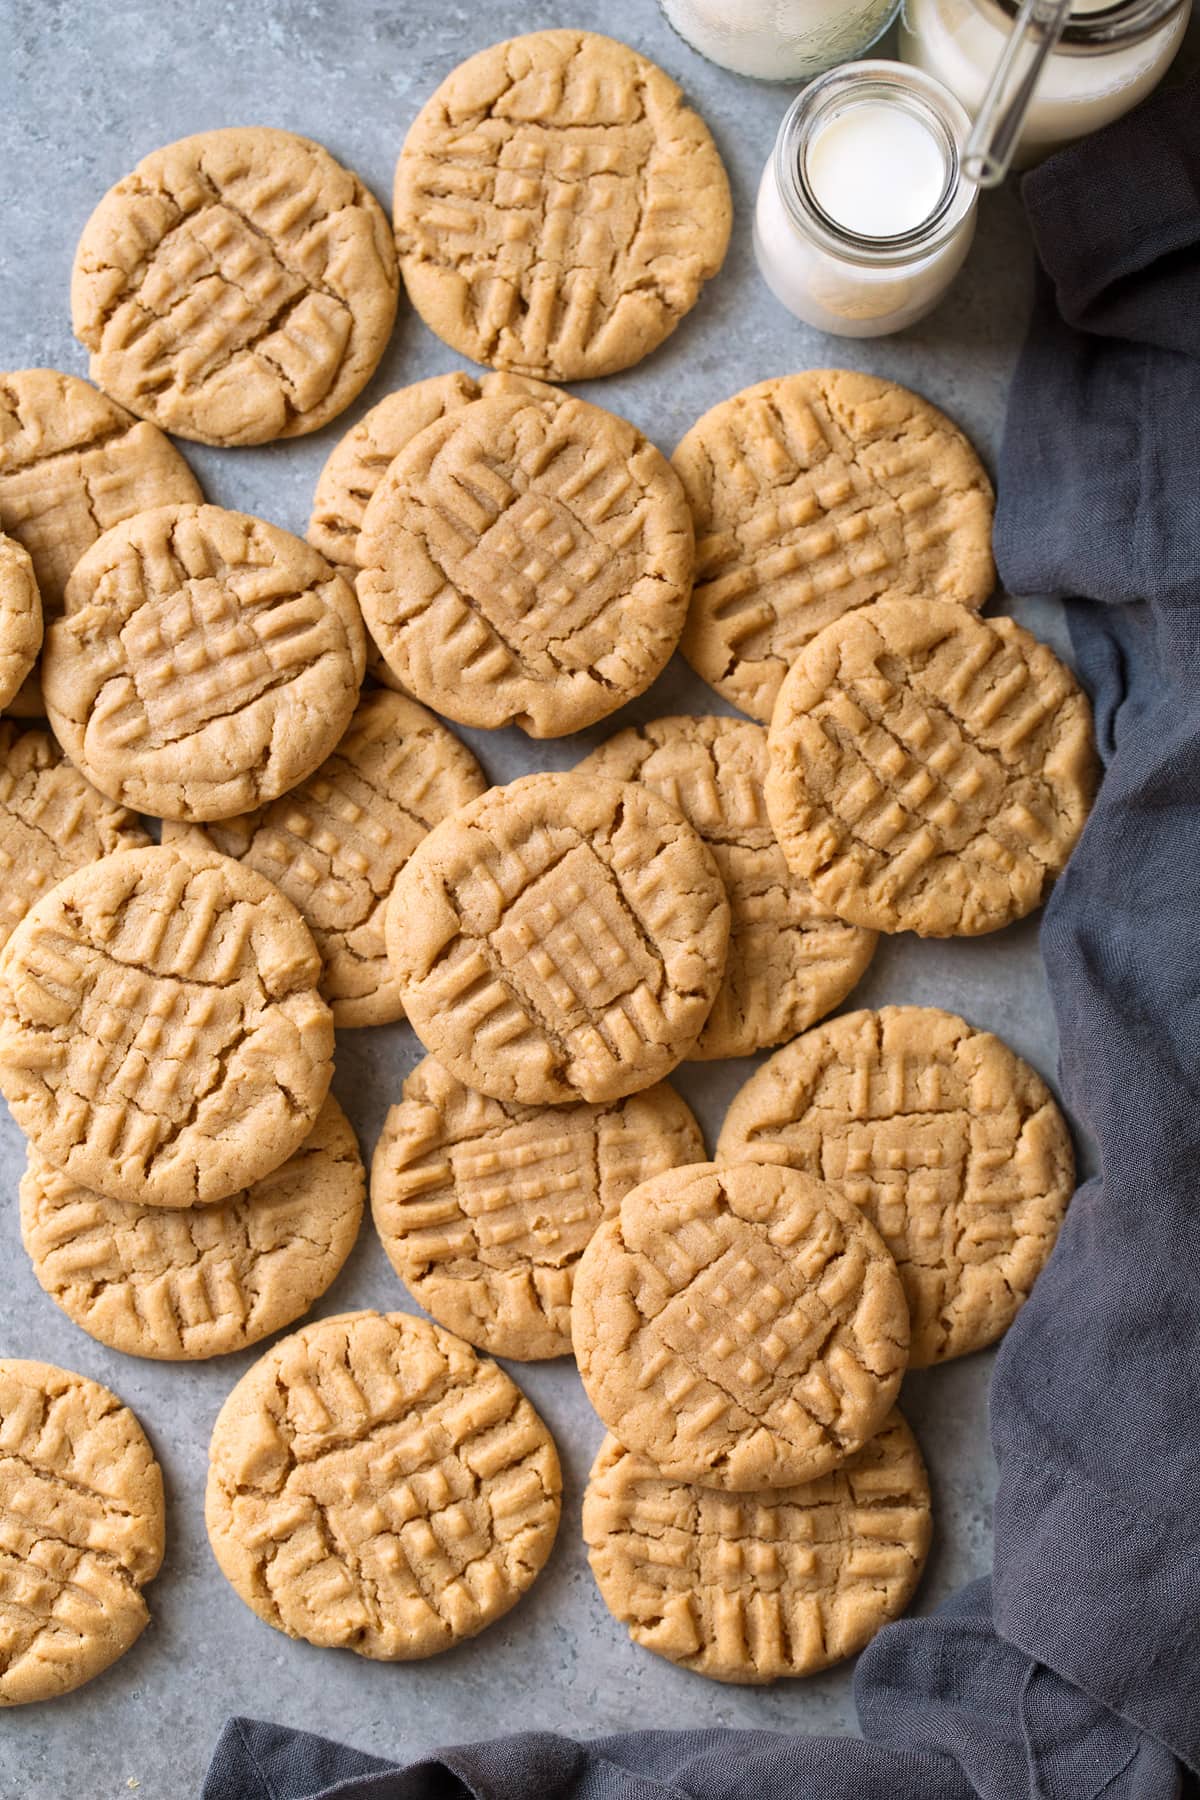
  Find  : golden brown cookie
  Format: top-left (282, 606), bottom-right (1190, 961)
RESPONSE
top-left (371, 1056), bottom-right (705, 1360)
top-left (0, 1359), bottom-right (164, 1705)
top-left (0, 369), bottom-right (202, 615)
top-left (0, 533), bottom-right (42, 710)
top-left (308, 370), bottom-right (555, 570)
top-left (717, 1006), bottom-right (1075, 1366)
top-left (357, 388), bottom-right (693, 737)
top-left (164, 691), bottom-right (486, 1027)
top-left (583, 1409), bottom-right (931, 1684)
top-left (20, 1095), bottom-right (364, 1361)
top-left (310, 373), bottom-right (560, 698)
top-left (72, 129), bottom-right (398, 447)
top-left (394, 30), bottom-right (732, 381)
top-left (42, 502), bottom-right (366, 824)
top-left (0, 368), bottom-right (202, 715)
top-left (385, 772), bottom-right (730, 1105)
top-left (205, 1310), bottom-right (561, 1659)
top-left (0, 724), bottom-right (148, 951)
top-left (572, 1161), bottom-right (909, 1491)
top-left (576, 716), bottom-right (877, 1059)
top-left (675, 372), bottom-right (995, 722)
top-left (765, 599), bottom-right (1098, 938)
top-left (0, 841), bottom-right (333, 1209)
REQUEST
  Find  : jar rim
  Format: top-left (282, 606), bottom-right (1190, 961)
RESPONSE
top-left (773, 61), bottom-right (977, 266)
top-left (977, 0), bottom-right (1187, 51)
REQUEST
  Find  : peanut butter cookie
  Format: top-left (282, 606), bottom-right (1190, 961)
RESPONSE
top-left (372, 1056), bottom-right (705, 1359)
top-left (0, 723), bottom-right (148, 951)
top-left (717, 1006), bottom-right (1075, 1366)
top-left (42, 503), bottom-right (365, 824)
top-left (0, 369), bottom-right (202, 615)
top-left (675, 372), bottom-right (995, 722)
top-left (309, 371), bottom-right (554, 698)
top-left (0, 841), bottom-right (333, 1209)
top-left (577, 716), bottom-right (876, 1059)
top-left (385, 772), bottom-right (730, 1106)
top-left (357, 388), bottom-right (693, 736)
top-left (21, 1095), bottom-right (364, 1361)
top-left (0, 368), bottom-right (202, 714)
top-left (394, 30), bottom-right (732, 381)
top-left (0, 1360), bottom-right (164, 1705)
top-left (583, 1409), bottom-right (931, 1684)
top-left (572, 1161), bottom-right (909, 1491)
top-left (765, 599), bottom-right (1098, 937)
top-left (72, 128), bottom-right (398, 446)
top-left (165, 690), bottom-right (486, 1026)
top-left (205, 1310), bottom-right (561, 1659)
top-left (0, 534), bottom-right (41, 710)
top-left (308, 370), bottom-right (554, 571)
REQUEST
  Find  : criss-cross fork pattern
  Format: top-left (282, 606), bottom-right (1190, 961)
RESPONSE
top-left (416, 826), bottom-right (682, 1097)
top-left (0, 849), bottom-right (329, 1207)
top-left (0, 370), bottom-right (200, 607)
top-left (374, 1065), bottom-right (704, 1356)
top-left (0, 1366), bottom-right (161, 1704)
top-left (191, 692), bottom-right (485, 1022)
top-left (208, 1316), bottom-right (559, 1659)
top-left (20, 1099), bottom-right (361, 1359)
top-left (212, 714), bottom-right (480, 930)
top-left (396, 36), bottom-right (717, 372)
top-left (584, 1414), bottom-right (930, 1682)
top-left (79, 513), bottom-right (350, 756)
top-left (678, 376), bottom-right (992, 721)
top-left (0, 727), bottom-right (146, 948)
top-left (579, 718), bottom-right (876, 1056)
top-left (774, 609), bottom-right (1094, 934)
top-left (602, 1177), bottom-right (902, 1484)
top-left (389, 398), bottom-right (663, 687)
top-left (700, 454), bottom-right (907, 655)
top-left (7, 911), bottom-right (255, 1144)
top-left (78, 155), bottom-right (363, 427)
top-left (718, 1010), bottom-right (1075, 1364)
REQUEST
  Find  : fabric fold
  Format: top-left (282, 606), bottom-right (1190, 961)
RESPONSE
top-left (988, 74), bottom-right (1200, 1775)
top-left (1021, 77), bottom-right (1200, 356)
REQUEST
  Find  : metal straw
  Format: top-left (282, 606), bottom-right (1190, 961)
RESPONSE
top-left (962, 0), bottom-right (1075, 185)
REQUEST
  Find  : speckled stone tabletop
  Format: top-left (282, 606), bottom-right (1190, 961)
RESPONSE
top-left (3, 3), bottom-right (1196, 1794)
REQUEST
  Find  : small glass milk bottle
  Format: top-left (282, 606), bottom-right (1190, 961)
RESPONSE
top-left (754, 62), bottom-right (977, 338)
top-left (659, 0), bottom-right (903, 80)
top-left (900, 0), bottom-right (1191, 165)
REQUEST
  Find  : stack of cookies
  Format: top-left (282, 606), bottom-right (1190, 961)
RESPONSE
top-left (0, 839), bottom-right (360, 1339)
top-left (574, 1159), bottom-right (928, 1685)
top-left (0, 24), bottom-right (1099, 1706)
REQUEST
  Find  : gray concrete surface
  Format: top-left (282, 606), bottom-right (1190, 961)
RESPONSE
top-left (3, 2), bottom-right (1195, 1793)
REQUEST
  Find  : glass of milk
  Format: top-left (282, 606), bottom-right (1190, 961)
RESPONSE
top-left (754, 61), bottom-right (978, 337)
top-left (659, 0), bottom-right (903, 80)
top-left (900, 0), bottom-right (1191, 163)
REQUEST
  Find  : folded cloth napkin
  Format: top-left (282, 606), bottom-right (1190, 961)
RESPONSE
top-left (203, 70), bottom-right (1200, 1800)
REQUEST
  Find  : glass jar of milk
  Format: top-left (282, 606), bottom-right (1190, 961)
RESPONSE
top-left (900, 0), bottom-right (1191, 163)
top-left (754, 62), bottom-right (977, 337)
top-left (660, 0), bottom-right (902, 80)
